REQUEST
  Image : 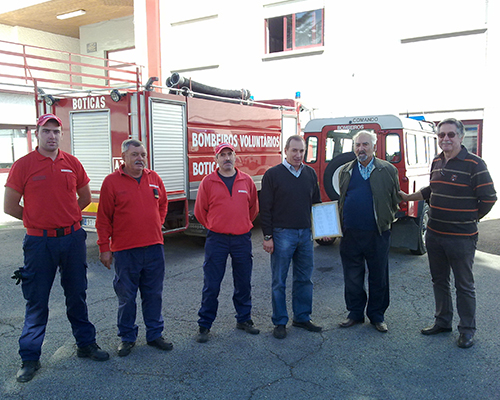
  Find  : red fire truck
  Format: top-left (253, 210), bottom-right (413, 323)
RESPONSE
top-left (44, 75), bottom-right (301, 238)
top-left (304, 115), bottom-right (437, 254)
top-left (0, 40), bottom-right (301, 239)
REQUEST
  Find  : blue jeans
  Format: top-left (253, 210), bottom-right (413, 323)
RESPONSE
top-left (340, 228), bottom-right (391, 324)
top-left (113, 244), bottom-right (165, 342)
top-left (271, 228), bottom-right (314, 326)
top-left (19, 228), bottom-right (96, 361)
top-left (198, 231), bottom-right (253, 329)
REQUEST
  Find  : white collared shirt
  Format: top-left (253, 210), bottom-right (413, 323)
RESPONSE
top-left (283, 158), bottom-right (304, 177)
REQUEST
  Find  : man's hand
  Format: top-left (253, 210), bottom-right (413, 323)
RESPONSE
top-left (399, 190), bottom-right (423, 202)
top-left (263, 238), bottom-right (274, 254)
top-left (99, 251), bottom-right (113, 269)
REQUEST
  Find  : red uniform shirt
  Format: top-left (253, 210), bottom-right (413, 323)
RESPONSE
top-left (5, 148), bottom-right (89, 229)
top-left (96, 166), bottom-right (168, 253)
top-left (194, 168), bottom-right (258, 235)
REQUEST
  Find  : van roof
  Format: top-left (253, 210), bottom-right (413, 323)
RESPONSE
top-left (304, 114), bottom-right (435, 133)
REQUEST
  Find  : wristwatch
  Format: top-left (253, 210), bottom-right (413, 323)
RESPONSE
top-left (264, 235), bottom-right (273, 241)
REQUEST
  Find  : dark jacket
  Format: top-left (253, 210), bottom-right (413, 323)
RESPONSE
top-left (338, 157), bottom-right (401, 234)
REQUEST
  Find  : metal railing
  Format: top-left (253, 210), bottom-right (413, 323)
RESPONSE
top-left (0, 39), bottom-right (142, 95)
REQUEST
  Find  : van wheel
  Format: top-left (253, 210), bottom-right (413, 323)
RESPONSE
top-left (323, 152), bottom-right (356, 201)
top-left (410, 202), bottom-right (429, 255)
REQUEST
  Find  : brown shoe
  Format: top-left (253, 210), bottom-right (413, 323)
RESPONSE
top-left (374, 322), bottom-right (388, 333)
top-left (339, 318), bottom-right (364, 328)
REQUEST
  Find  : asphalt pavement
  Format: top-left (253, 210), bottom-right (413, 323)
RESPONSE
top-left (1, 218), bottom-right (500, 400)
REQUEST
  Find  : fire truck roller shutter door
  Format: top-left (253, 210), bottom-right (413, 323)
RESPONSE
top-left (323, 152), bottom-right (356, 201)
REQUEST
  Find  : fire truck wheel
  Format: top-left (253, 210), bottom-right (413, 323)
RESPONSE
top-left (410, 202), bottom-right (429, 255)
top-left (323, 152), bottom-right (356, 201)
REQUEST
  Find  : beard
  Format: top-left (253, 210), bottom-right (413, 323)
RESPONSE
top-left (357, 152), bottom-right (368, 162)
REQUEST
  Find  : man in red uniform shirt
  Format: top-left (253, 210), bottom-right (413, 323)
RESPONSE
top-left (96, 139), bottom-right (172, 357)
top-left (4, 114), bottom-right (109, 383)
top-left (194, 143), bottom-right (260, 343)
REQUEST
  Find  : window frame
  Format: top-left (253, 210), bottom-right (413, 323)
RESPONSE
top-left (265, 8), bottom-right (324, 54)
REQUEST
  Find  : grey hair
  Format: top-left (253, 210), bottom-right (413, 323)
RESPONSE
top-left (285, 134), bottom-right (305, 150)
top-left (437, 118), bottom-right (465, 138)
top-left (122, 139), bottom-right (145, 152)
top-left (353, 130), bottom-right (377, 146)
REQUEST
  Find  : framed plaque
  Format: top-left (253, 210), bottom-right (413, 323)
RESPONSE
top-left (311, 201), bottom-right (342, 239)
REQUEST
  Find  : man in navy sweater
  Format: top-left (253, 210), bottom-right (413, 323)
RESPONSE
top-left (260, 135), bottom-right (322, 339)
top-left (337, 131), bottom-right (401, 333)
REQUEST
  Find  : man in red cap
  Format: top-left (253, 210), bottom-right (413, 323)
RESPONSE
top-left (194, 142), bottom-right (259, 343)
top-left (4, 114), bottom-right (109, 383)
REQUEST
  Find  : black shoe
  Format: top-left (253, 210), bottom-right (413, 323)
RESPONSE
top-left (339, 318), bottom-right (364, 328)
top-left (16, 360), bottom-right (41, 383)
top-left (236, 319), bottom-right (260, 335)
top-left (147, 336), bottom-right (173, 351)
top-left (273, 325), bottom-right (287, 339)
top-left (374, 322), bottom-right (388, 333)
top-left (292, 320), bottom-right (322, 332)
top-left (77, 343), bottom-right (110, 361)
top-left (196, 326), bottom-right (210, 343)
top-left (421, 324), bottom-right (452, 335)
top-left (117, 341), bottom-right (135, 357)
top-left (457, 333), bottom-right (474, 348)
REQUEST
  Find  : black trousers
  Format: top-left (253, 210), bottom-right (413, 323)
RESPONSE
top-left (340, 228), bottom-right (391, 323)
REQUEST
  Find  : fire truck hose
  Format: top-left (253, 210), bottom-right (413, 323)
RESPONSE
top-left (166, 73), bottom-right (251, 100)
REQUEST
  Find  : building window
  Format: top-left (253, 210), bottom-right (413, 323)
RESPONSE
top-left (266, 9), bottom-right (324, 54)
top-left (105, 47), bottom-right (137, 86)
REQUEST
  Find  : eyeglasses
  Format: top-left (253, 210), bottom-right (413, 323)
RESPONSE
top-left (437, 132), bottom-right (456, 139)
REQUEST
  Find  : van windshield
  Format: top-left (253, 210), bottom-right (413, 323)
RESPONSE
top-left (325, 129), bottom-right (374, 162)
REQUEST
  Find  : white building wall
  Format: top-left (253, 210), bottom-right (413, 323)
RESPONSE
top-left (78, 15), bottom-right (136, 87)
top-left (0, 24), bottom-right (80, 127)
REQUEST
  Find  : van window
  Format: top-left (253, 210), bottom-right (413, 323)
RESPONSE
top-left (406, 133), bottom-right (417, 165)
top-left (428, 136), bottom-right (438, 160)
top-left (325, 129), bottom-right (369, 161)
top-left (406, 132), bottom-right (429, 165)
top-left (386, 134), bottom-right (401, 163)
top-left (416, 134), bottom-right (426, 164)
top-left (305, 136), bottom-right (318, 163)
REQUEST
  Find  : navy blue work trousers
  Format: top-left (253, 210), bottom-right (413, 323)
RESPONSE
top-left (198, 230), bottom-right (253, 329)
top-left (340, 228), bottom-right (391, 324)
top-left (113, 244), bottom-right (165, 343)
top-left (19, 228), bottom-right (96, 361)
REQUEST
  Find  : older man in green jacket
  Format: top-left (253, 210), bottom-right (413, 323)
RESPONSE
top-left (337, 130), bottom-right (401, 333)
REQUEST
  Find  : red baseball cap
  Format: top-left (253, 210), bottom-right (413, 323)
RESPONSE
top-left (37, 114), bottom-right (62, 128)
top-left (215, 143), bottom-right (235, 155)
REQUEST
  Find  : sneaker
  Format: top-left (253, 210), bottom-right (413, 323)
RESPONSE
top-left (236, 319), bottom-right (260, 335)
top-left (147, 336), bottom-right (173, 351)
top-left (196, 326), bottom-right (210, 343)
top-left (16, 360), bottom-right (41, 383)
top-left (273, 325), bottom-right (287, 339)
top-left (77, 343), bottom-right (110, 361)
top-left (117, 341), bottom-right (135, 357)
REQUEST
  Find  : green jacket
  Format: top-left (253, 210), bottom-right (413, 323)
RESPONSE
top-left (338, 157), bottom-right (401, 234)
